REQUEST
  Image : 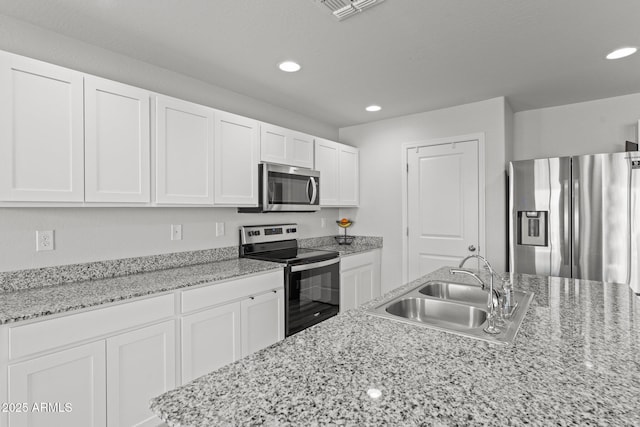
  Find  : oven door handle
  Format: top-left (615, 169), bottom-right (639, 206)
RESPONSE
top-left (290, 258), bottom-right (339, 272)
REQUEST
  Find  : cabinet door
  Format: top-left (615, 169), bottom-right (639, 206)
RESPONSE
top-left (85, 76), bottom-right (150, 203)
top-left (340, 268), bottom-right (358, 312)
top-left (314, 138), bottom-right (340, 206)
top-left (240, 289), bottom-right (284, 357)
top-left (8, 341), bottom-right (106, 427)
top-left (260, 123), bottom-right (288, 165)
top-left (181, 302), bottom-right (241, 384)
top-left (106, 320), bottom-right (176, 427)
top-left (355, 268), bottom-right (375, 306)
top-left (214, 111), bottom-right (259, 206)
top-left (156, 96), bottom-right (214, 204)
top-left (0, 52), bottom-right (84, 202)
top-left (260, 123), bottom-right (314, 168)
top-left (339, 144), bottom-right (359, 206)
top-left (340, 251), bottom-right (381, 312)
top-left (289, 131), bottom-right (314, 169)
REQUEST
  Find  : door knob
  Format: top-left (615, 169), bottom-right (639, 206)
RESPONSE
top-left (468, 245), bottom-right (476, 252)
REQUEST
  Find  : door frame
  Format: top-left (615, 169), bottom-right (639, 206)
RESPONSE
top-left (401, 133), bottom-right (486, 283)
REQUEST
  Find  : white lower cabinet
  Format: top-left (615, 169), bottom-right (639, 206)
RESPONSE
top-left (106, 320), bottom-right (176, 427)
top-left (241, 289), bottom-right (284, 357)
top-left (180, 271), bottom-right (284, 385)
top-left (340, 250), bottom-right (381, 312)
top-left (1, 270), bottom-right (284, 427)
top-left (181, 302), bottom-right (242, 383)
top-left (8, 341), bottom-right (107, 427)
top-left (3, 295), bottom-right (174, 427)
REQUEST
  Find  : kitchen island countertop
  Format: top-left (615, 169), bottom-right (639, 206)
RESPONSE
top-left (151, 267), bottom-right (640, 426)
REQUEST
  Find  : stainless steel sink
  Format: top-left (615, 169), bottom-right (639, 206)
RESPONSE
top-left (367, 280), bottom-right (534, 345)
top-left (418, 281), bottom-right (488, 306)
top-left (385, 297), bottom-right (487, 328)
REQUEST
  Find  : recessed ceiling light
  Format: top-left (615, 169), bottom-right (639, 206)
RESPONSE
top-left (365, 105), bottom-right (381, 112)
top-left (278, 61), bottom-right (301, 72)
top-left (606, 47), bottom-right (637, 60)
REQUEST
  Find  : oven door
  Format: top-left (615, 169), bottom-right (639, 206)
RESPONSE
top-left (286, 258), bottom-right (340, 336)
top-left (263, 163), bottom-right (320, 212)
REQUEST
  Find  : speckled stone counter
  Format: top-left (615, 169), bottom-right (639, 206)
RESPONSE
top-left (150, 267), bottom-right (640, 426)
top-left (301, 235), bottom-right (382, 256)
top-left (0, 258), bottom-right (281, 325)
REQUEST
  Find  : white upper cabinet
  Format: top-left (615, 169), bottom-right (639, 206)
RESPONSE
top-left (338, 143), bottom-right (359, 206)
top-left (315, 138), bottom-right (340, 206)
top-left (289, 130), bottom-right (314, 169)
top-left (85, 76), bottom-right (150, 203)
top-left (314, 138), bottom-right (359, 207)
top-left (0, 52), bottom-right (84, 202)
top-left (214, 110), bottom-right (259, 206)
top-left (260, 122), bottom-right (314, 169)
top-left (155, 95), bottom-right (215, 205)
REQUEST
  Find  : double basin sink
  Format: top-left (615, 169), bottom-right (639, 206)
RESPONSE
top-left (367, 280), bottom-right (533, 344)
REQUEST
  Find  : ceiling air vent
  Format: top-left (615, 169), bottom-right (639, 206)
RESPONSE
top-left (313, 0), bottom-right (386, 21)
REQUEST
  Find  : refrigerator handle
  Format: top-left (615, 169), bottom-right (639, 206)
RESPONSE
top-left (572, 177), bottom-right (579, 275)
top-left (563, 178), bottom-right (570, 265)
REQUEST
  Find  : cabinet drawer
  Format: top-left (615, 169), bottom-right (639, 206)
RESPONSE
top-left (9, 294), bottom-right (174, 360)
top-left (340, 250), bottom-right (378, 271)
top-left (181, 270), bottom-right (282, 314)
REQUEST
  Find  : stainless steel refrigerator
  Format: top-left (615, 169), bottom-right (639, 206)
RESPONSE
top-left (509, 152), bottom-right (640, 293)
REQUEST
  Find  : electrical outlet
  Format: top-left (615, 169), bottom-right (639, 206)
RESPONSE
top-left (321, 218), bottom-right (326, 228)
top-left (36, 230), bottom-right (54, 252)
top-left (215, 222), bottom-right (225, 237)
top-left (171, 224), bottom-right (183, 241)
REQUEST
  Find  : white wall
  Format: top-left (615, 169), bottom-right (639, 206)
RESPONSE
top-left (339, 97), bottom-right (509, 292)
top-left (513, 92), bottom-right (640, 161)
top-left (0, 15), bottom-right (340, 272)
top-left (0, 208), bottom-right (337, 271)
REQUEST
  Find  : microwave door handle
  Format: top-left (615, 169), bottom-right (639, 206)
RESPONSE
top-left (266, 180), bottom-right (275, 211)
top-left (309, 177), bottom-right (318, 204)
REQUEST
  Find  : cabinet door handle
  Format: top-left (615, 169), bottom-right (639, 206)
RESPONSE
top-left (468, 245), bottom-right (476, 252)
top-left (250, 296), bottom-right (255, 300)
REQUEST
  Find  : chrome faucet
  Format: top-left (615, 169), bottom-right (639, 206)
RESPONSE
top-left (449, 254), bottom-right (502, 334)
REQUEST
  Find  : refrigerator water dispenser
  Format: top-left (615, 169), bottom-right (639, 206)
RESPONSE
top-left (517, 211), bottom-right (548, 246)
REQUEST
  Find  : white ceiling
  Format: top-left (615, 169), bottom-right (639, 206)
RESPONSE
top-left (1, 0), bottom-right (639, 128)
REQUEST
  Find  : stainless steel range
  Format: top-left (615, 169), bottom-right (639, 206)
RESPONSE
top-left (239, 224), bottom-right (340, 336)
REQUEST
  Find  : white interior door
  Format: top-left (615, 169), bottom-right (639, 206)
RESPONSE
top-left (407, 140), bottom-right (480, 281)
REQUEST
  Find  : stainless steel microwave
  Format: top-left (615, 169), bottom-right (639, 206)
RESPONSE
top-left (238, 163), bottom-right (320, 213)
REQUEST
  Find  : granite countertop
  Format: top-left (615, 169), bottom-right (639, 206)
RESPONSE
top-left (151, 267), bottom-right (640, 426)
top-left (0, 258), bottom-right (281, 325)
top-left (0, 236), bottom-right (382, 326)
top-left (301, 235), bottom-right (382, 256)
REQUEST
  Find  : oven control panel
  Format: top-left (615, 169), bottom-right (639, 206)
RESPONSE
top-left (240, 224), bottom-right (298, 244)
